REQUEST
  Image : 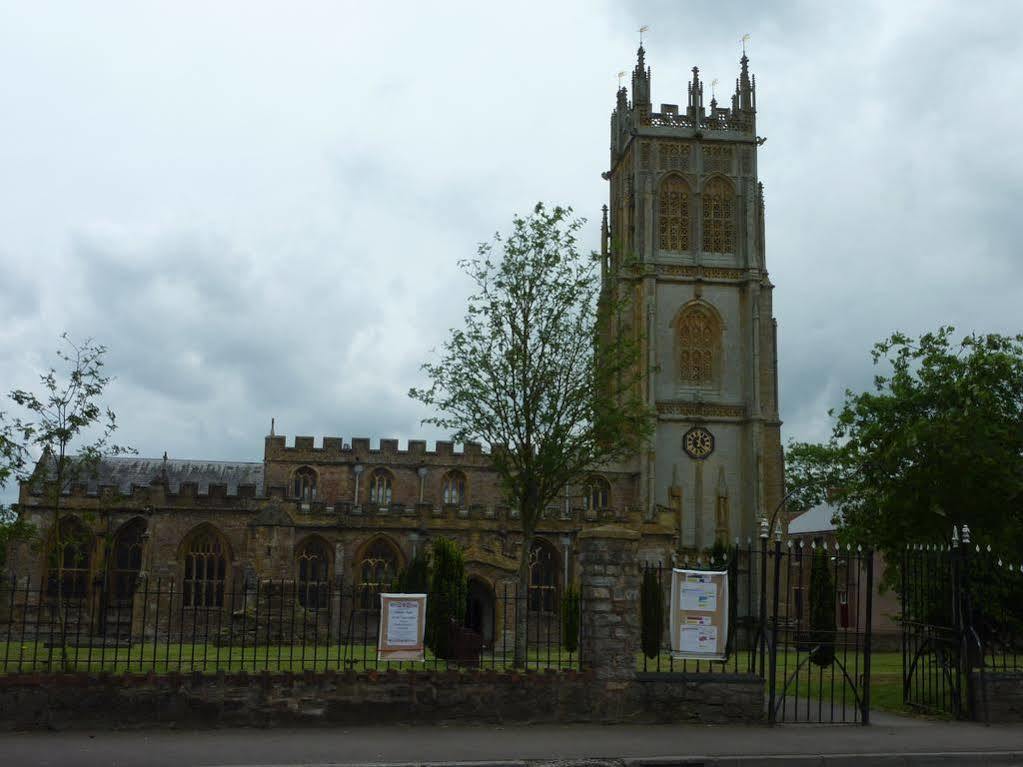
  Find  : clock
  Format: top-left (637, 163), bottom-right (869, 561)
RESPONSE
top-left (683, 426), bottom-right (714, 459)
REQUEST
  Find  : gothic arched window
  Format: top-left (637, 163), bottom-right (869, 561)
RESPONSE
top-left (583, 475), bottom-right (611, 512)
top-left (658, 176), bottom-right (690, 252)
top-left (111, 518), bottom-right (146, 603)
top-left (442, 470), bottom-right (466, 506)
top-left (678, 303), bottom-right (721, 386)
top-left (293, 467), bottom-right (317, 502)
top-left (369, 469), bottom-right (393, 505)
top-left (357, 537), bottom-right (401, 610)
top-left (528, 540), bottom-right (559, 612)
top-left (296, 537), bottom-right (331, 609)
top-left (47, 517), bottom-right (92, 601)
top-left (702, 177), bottom-right (735, 254)
top-left (182, 525), bottom-right (228, 608)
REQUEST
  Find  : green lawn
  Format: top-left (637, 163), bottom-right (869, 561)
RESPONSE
top-left (0, 640), bottom-right (580, 674)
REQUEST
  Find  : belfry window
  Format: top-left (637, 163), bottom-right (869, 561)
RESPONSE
top-left (678, 304), bottom-right (721, 386)
top-left (658, 176), bottom-right (690, 252)
top-left (702, 177), bottom-right (734, 254)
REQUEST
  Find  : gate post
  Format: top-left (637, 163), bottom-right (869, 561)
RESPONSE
top-left (577, 525), bottom-right (641, 681)
top-left (862, 549), bottom-right (874, 725)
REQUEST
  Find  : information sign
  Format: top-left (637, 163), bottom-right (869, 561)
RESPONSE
top-left (669, 569), bottom-right (729, 661)
top-left (377, 593), bottom-right (427, 662)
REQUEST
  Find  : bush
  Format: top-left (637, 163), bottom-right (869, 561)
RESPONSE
top-left (394, 549), bottom-right (430, 594)
top-left (561, 585), bottom-right (580, 653)
top-left (809, 547), bottom-right (836, 667)
top-left (640, 567), bottom-right (664, 660)
top-left (426, 538), bottom-right (467, 659)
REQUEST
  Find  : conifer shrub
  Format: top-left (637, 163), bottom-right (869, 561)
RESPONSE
top-left (640, 567), bottom-right (664, 660)
top-left (561, 585), bottom-right (581, 653)
top-left (809, 546), bottom-right (837, 667)
top-left (426, 537), bottom-right (467, 659)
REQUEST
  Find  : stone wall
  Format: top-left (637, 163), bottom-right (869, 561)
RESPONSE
top-left (970, 672), bottom-right (1023, 723)
top-left (0, 670), bottom-right (764, 731)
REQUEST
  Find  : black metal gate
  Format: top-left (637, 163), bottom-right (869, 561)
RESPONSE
top-left (645, 533), bottom-right (876, 725)
top-left (900, 525), bottom-right (1023, 721)
top-left (765, 537), bottom-right (875, 725)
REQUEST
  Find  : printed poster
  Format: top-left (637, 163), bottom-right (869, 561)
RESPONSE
top-left (377, 593), bottom-right (427, 661)
top-left (669, 568), bottom-right (729, 661)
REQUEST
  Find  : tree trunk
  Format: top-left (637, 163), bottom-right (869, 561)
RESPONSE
top-left (514, 529), bottom-right (534, 668)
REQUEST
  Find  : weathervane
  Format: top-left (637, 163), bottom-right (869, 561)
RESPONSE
top-left (741, 33), bottom-right (751, 55)
top-left (711, 78), bottom-right (719, 99)
top-left (639, 25), bottom-right (649, 45)
top-left (617, 70), bottom-right (626, 88)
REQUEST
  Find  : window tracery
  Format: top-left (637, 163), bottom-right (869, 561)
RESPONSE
top-left (369, 469), bottom-right (393, 505)
top-left (47, 517), bottom-right (91, 601)
top-left (442, 470), bottom-right (466, 506)
top-left (658, 176), bottom-right (690, 252)
top-left (678, 304), bottom-right (721, 386)
top-left (528, 540), bottom-right (559, 612)
top-left (182, 526), bottom-right (228, 608)
top-left (358, 538), bottom-right (400, 610)
top-left (296, 537), bottom-right (331, 609)
top-left (702, 177), bottom-right (734, 254)
top-left (583, 475), bottom-right (610, 512)
top-left (293, 467), bottom-right (317, 502)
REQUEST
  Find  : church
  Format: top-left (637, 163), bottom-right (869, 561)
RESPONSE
top-left (8, 45), bottom-right (784, 645)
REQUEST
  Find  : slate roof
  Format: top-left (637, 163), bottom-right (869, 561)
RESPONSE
top-left (62, 456), bottom-right (264, 495)
top-left (788, 501), bottom-right (840, 535)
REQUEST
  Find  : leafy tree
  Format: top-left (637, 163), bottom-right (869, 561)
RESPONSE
top-left (425, 537), bottom-right (467, 659)
top-left (0, 418), bottom-right (31, 569)
top-left (808, 546), bottom-right (836, 667)
top-left (409, 203), bottom-right (651, 665)
top-left (786, 328), bottom-right (1023, 560)
top-left (640, 567), bottom-right (664, 660)
top-left (2, 335), bottom-right (131, 665)
top-left (561, 584), bottom-right (580, 654)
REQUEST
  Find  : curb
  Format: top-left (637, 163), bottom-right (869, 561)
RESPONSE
top-left (293, 754), bottom-right (1023, 767)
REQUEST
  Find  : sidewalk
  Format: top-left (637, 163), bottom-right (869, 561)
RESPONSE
top-left (1, 716), bottom-right (1022, 767)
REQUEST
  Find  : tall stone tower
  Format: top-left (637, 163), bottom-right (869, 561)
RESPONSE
top-left (601, 45), bottom-right (783, 550)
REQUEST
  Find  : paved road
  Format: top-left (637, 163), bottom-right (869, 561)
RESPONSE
top-left (1, 718), bottom-right (1022, 767)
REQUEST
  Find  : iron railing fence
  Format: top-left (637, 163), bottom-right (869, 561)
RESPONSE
top-left (0, 572), bottom-right (580, 675)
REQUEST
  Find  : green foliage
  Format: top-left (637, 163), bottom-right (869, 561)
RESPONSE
top-left (408, 204), bottom-right (652, 601)
top-left (640, 568), bottom-right (664, 660)
top-left (425, 538), bottom-right (467, 659)
top-left (808, 547), bottom-right (837, 667)
top-left (785, 328), bottom-right (1023, 560)
top-left (394, 549), bottom-right (430, 594)
top-left (561, 585), bottom-right (580, 653)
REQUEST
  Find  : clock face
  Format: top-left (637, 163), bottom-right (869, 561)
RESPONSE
top-left (683, 427), bottom-right (715, 459)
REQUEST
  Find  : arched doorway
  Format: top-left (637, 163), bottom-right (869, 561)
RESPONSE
top-left (465, 577), bottom-right (495, 645)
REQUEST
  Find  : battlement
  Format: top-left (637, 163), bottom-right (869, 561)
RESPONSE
top-left (265, 435), bottom-right (493, 462)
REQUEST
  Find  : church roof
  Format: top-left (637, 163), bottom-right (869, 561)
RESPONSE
top-left (47, 456), bottom-right (264, 495)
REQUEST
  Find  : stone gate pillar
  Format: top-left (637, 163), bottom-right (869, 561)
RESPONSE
top-left (577, 525), bottom-right (641, 680)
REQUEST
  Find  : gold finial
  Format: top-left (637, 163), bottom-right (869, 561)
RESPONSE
top-left (639, 25), bottom-right (649, 46)
top-left (617, 70), bottom-right (626, 88)
top-left (741, 33), bottom-right (751, 55)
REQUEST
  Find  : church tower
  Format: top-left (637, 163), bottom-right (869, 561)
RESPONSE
top-left (601, 45), bottom-right (783, 550)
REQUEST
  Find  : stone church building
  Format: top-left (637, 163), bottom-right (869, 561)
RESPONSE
top-left (7, 45), bottom-right (784, 645)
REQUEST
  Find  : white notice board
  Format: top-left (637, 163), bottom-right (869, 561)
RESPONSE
top-left (669, 569), bottom-right (729, 661)
top-left (377, 593), bottom-right (427, 662)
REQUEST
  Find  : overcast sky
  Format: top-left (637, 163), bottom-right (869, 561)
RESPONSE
top-left (2, 1), bottom-right (1022, 501)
